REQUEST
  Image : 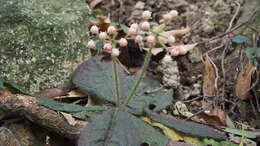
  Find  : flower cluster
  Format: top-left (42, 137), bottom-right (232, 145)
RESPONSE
top-left (87, 10), bottom-right (180, 57)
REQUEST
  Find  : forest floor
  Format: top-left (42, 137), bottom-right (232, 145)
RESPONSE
top-left (90, 0), bottom-right (260, 145)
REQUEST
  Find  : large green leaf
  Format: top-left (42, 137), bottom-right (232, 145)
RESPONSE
top-left (144, 109), bottom-right (227, 140)
top-left (72, 56), bottom-right (173, 111)
top-left (78, 108), bottom-right (169, 146)
top-left (38, 98), bottom-right (106, 113)
top-left (0, 79), bottom-right (30, 95)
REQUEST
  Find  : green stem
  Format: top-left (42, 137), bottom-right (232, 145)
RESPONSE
top-left (112, 56), bottom-right (120, 105)
top-left (123, 47), bottom-right (152, 106)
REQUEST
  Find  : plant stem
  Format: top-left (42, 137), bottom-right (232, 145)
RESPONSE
top-left (112, 56), bottom-right (120, 105)
top-left (123, 47), bottom-right (152, 106)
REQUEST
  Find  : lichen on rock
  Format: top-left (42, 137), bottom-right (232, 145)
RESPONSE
top-left (0, 0), bottom-right (90, 92)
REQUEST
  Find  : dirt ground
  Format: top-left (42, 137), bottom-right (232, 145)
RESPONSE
top-left (90, 0), bottom-right (259, 144)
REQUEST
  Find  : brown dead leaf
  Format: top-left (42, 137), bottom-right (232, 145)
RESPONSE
top-left (60, 112), bottom-right (77, 126)
top-left (159, 27), bottom-right (191, 43)
top-left (199, 106), bottom-right (226, 127)
top-left (202, 55), bottom-right (217, 97)
top-left (170, 44), bottom-right (197, 55)
top-left (0, 90), bottom-right (12, 99)
top-left (34, 88), bottom-right (66, 99)
top-left (89, 0), bottom-right (103, 9)
top-left (90, 15), bottom-right (111, 32)
top-left (234, 57), bottom-right (254, 100)
top-left (143, 47), bottom-right (164, 55)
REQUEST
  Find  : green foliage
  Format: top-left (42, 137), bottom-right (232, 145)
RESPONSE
top-left (232, 35), bottom-right (252, 45)
top-left (0, 0), bottom-right (89, 92)
top-left (72, 56), bottom-right (173, 111)
top-left (232, 35), bottom-right (260, 67)
top-left (224, 128), bottom-right (260, 139)
top-left (78, 108), bottom-right (169, 146)
top-left (38, 98), bottom-right (105, 113)
top-left (144, 109), bottom-right (227, 140)
top-left (198, 139), bottom-right (237, 146)
top-left (0, 79), bottom-right (30, 95)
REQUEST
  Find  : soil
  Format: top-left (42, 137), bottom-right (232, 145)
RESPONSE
top-left (91, 0), bottom-right (260, 144)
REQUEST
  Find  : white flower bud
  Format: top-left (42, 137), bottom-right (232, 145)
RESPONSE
top-left (87, 40), bottom-right (96, 48)
top-left (135, 35), bottom-right (143, 43)
top-left (170, 10), bottom-right (178, 17)
top-left (140, 21), bottom-right (150, 31)
top-left (170, 48), bottom-right (180, 56)
top-left (142, 10), bottom-right (152, 20)
top-left (119, 38), bottom-right (128, 47)
top-left (147, 35), bottom-right (156, 44)
top-left (128, 27), bottom-right (137, 35)
top-left (112, 49), bottom-right (120, 56)
top-left (168, 35), bottom-right (176, 43)
top-left (90, 25), bottom-right (99, 34)
top-left (130, 23), bottom-right (139, 29)
top-left (107, 26), bottom-right (117, 35)
top-left (103, 43), bottom-right (112, 51)
top-left (163, 13), bottom-right (173, 22)
top-left (99, 32), bottom-right (108, 40)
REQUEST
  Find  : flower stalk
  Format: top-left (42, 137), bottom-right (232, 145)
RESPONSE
top-left (112, 56), bottom-right (120, 105)
top-left (123, 47), bottom-right (152, 106)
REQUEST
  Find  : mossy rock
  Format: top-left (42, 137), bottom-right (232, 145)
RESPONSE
top-left (0, 0), bottom-right (90, 92)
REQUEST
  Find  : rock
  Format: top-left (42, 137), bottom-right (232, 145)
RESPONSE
top-left (157, 56), bottom-right (180, 88)
top-left (0, 0), bottom-right (89, 92)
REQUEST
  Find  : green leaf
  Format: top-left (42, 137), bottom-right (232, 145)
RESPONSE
top-left (145, 109), bottom-right (227, 140)
top-left (0, 79), bottom-right (30, 95)
top-left (120, 24), bottom-right (129, 34)
top-left (224, 128), bottom-right (260, 139)
top-left (78, 108), bottom-right (169, 146)
top-left (38, 98), bottom-right (106, 113)
top-left (72, 56), bottom-right (173, 111)
top-left (226, 116), bottom-right (235, 129)
top-left (198, 139), bottom-right (238, 146)
top-left (232, 35), bottom-right (252, 44)
top-left (95, 40), bottom-right (104, 51)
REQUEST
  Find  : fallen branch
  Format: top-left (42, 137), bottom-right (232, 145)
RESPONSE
top-left (0, 91), bottom-right (86, 142)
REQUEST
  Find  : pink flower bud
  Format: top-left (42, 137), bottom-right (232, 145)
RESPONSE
top-left (130, 23), bottom-right (139, 29)
top-left (119, 38), bottom-right (128, 47)
top-left (112, 49), bottom-right (120, 56)
top-left (168, 35), bottom-right (176, 43)
top-left (107, 26), bottom-right (117, 35)
top-left (140, 21), bottom-right (150, 31)
top-left (170, 48), bottom-right (180, 56)
top-left (103, 43), bottom-right (112, 51)
top-left (135, 35), bottom-right (143, 43)
top-left (163, 13), bottom-right (173, 22)
top-left (128, 27), bottom-right (137, 35)
top-left (99, 32), bottom-right (108, 40)
top-left (170, 10), bottom-right (178, 17)
top-left (147, 35), bottom-right (156, 44)
top-left (87, 40), bottom-right (96, 48)
top-left (90, 25), bottom-right (99, 34)
top-left (142, 10), bottom-right (152, 20)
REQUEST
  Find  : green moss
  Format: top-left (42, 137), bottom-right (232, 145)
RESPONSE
top-left (0, 0), bottom-right (90, 92)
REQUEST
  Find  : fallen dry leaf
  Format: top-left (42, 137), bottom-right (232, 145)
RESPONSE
top-left (234, 57), bottom-right (254, 100)
top-left (202, 55), bottom-right (218, 97)
top-left (170, 44), bottom-right (197, 55)
top-left (158, 27), bottom-right (191, 43)
top-left (0, 90), bottom-right (12, 99)
top-left (89, 0), bottom-right (103, 9)
top-left (143, 47), bottom-right (164, 55)
top-left (199, 106), bottom-right (226, 127)
top-left (90, 15), bottom-right (111, 32)
top-left (60, 112), bottom-right (77, 126)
